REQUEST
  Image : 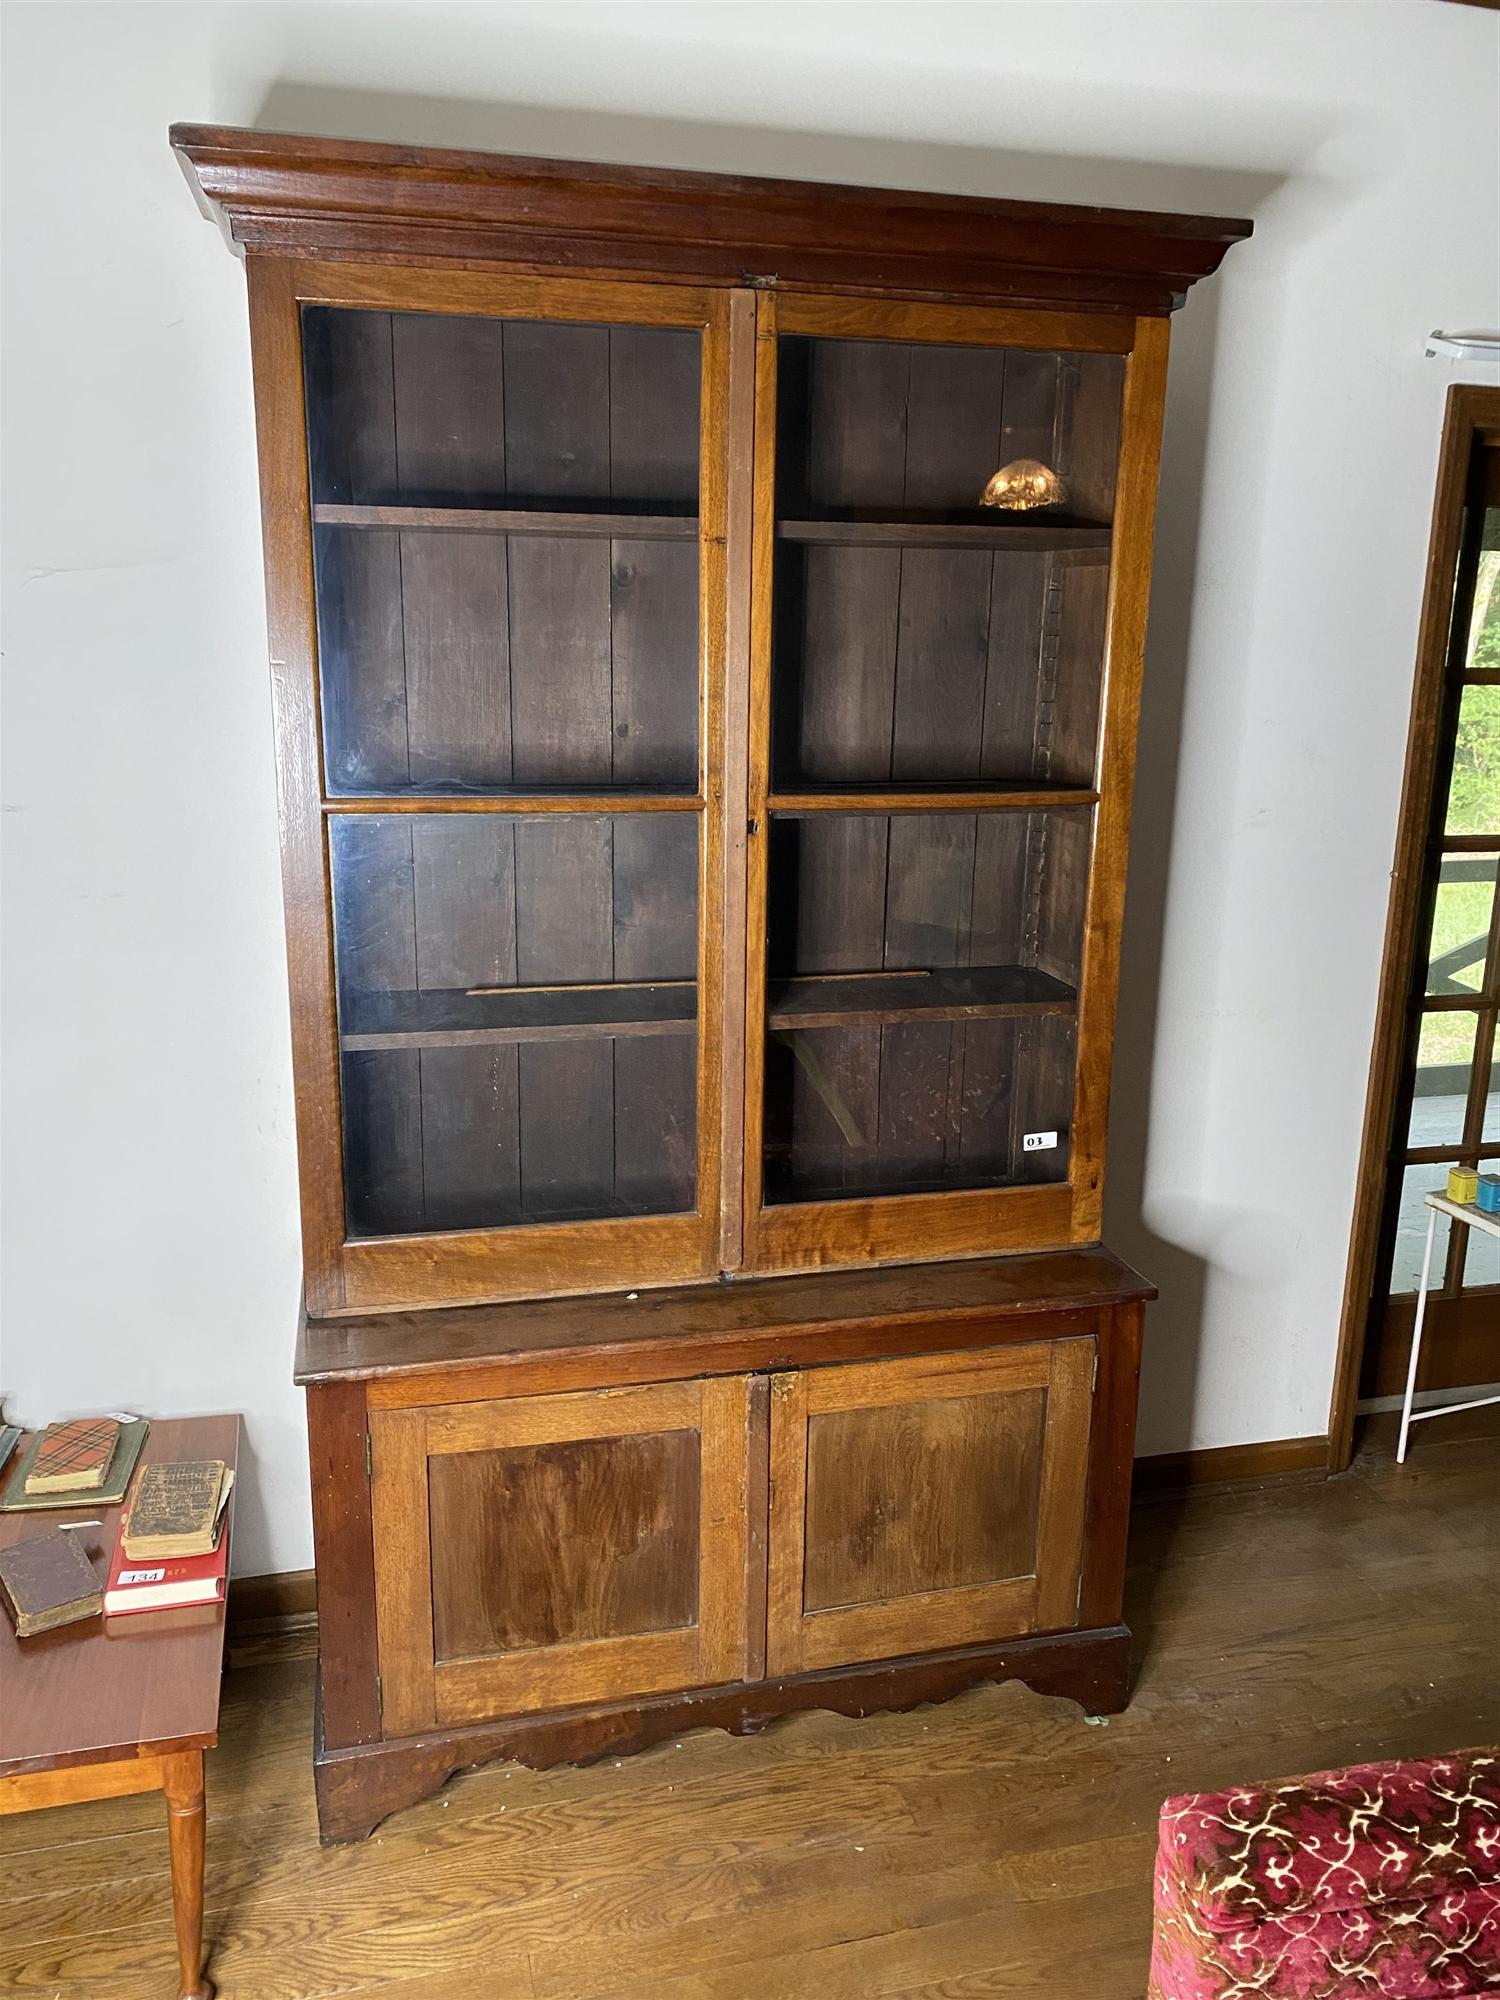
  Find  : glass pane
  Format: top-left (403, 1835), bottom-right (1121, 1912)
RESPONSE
top-left (1465, 540), bottom-right (1499, 673)
top-left (1406, 1012), bottom-right (1479, 1150)
top-left (1445, 684), bottom-right (1500, 838)
top-left (1485, 1051), bottom-right (1498, 1143)
top-left (303, 308), bottom-right (701, 795)
top-left (330, 813), bottom-right (698, 1236)
top-left (1425, 857), bottom-right (1495, 995)
top-left (770, 337), bottom-right (1123, 790)
top-left (762, 808), bottom-right (1086, 1203)
top-left (1463, 1214), bottom-right (1500, 1293)
top-left (1388, 1163), bottom-right (1452, 1297)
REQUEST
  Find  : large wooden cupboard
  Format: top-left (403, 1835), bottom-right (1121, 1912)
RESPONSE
top-left (174, 125), bottom-right (1249, 1840)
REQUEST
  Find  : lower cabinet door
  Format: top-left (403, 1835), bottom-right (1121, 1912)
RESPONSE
top-left (370, 1376), bottom-right (753, 1735)
top-left (766, 1339), bottom-right (1096, 1676)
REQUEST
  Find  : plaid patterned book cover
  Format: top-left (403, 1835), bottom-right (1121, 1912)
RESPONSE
top-left (25, 1418), bottom-right (120, 1494)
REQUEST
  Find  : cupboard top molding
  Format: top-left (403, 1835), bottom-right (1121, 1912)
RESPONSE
top-left (295, 1245), bottom-right (1156, 1388)
top-left (169, 123), bottom-right (1252, 315)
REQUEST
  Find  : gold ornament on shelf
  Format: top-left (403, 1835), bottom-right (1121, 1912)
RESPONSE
top-left (979, 458), bottom-right (1067, 512)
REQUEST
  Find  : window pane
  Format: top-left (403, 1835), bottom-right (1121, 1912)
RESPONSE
top-left (1445, 684), bottom-right (1500, 838)
top-left (1406, 1012), bottom-right (1479, 1151)
top-left (329, 813), bottom-right (698, 1236)
top-left (1388, 1163), bottom-right (1452, 1297)
top-left (1464, 1224), bottom-right (1496, 1288)
top-left (1463, 1215), bottom-right (1499, 1293)
top-left (1425, 857), bottom-right (1495, 995)
top-left (1465, 542), bottom-right (1499, 673)
top-left (1485, 1051), bottom-right (1498, 1144)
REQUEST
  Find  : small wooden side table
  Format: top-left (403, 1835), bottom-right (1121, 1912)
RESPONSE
top-left (1397, 1194), bottom-right (1500, 1461)
top-left (0, 1413), bottom-right (240, 2000)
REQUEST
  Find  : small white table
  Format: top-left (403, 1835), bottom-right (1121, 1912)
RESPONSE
top-left (1397, 1191), bottom-right (1500, 1461)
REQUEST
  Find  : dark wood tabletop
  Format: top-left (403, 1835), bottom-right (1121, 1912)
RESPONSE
top-left (0, 1414), bottom-right (241, 1778)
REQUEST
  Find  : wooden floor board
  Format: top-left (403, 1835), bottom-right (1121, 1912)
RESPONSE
top-left (0, 1409), bottom-right (1493, 1998)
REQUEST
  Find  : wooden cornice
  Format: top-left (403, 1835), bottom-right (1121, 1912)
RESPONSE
top-left (170, 124), bottom-right (1252, 315)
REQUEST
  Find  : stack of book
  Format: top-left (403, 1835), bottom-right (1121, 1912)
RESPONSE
top-left (0, 1416), bottom-right (149, 1514)
top-left (105, 1459), bottom-right (234, 1616)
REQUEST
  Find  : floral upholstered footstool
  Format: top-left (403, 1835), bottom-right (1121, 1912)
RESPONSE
top-left (1148, 1749), bottom-right (1500, 1997)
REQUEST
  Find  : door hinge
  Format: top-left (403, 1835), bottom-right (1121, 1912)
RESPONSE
top-left (1091, 1347), bottom-right (1099, 1393)
top-left (365, 1427), bottom-right (373, 1480)
top-left (375, 1673), bottom-right (383, 1718)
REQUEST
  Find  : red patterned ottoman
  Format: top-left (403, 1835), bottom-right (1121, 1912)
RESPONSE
top-left (1148, 1749), bottom-right (1500, 1997)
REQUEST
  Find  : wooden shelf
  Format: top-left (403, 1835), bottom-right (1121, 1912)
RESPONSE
top-left (325, 792), bottom-right (702, 816)
top-left (777, 516), bottom-right (1112, 552)
top-left (340, 983), bottom-right (696, 1051)
top-left (314, 503), bottom-right (699, 541)
top-left (341, 964), bottom-right (1075, 1049)
top-left (767, 964), bottom-right (1076, 1031)
top-left (768, 785), bottom-right (1098, 815)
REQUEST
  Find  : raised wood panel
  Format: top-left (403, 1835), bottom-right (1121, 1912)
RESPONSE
top-left (371, 1377), bottom-right (751, 1731)
top-left (428, 1428), bottom-right (701, 1658)
top-left (803, 1387), bottom-right (1046, 1609)
top-left (767, 1339), bottom-right (1094, 1675)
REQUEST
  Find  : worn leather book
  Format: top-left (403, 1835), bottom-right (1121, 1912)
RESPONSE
top-left (122, 1461), bottom-right (233, 1560)
top-left (24, 1418), bottom-right (120, 1494)
top-left (0, 1528), bottom-right (104, 1636)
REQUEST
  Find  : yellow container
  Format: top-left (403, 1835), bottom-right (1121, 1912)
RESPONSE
top-left (1446, 1165), bottom-right (1480, 1205)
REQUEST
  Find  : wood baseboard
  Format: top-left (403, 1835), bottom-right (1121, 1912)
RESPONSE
top-left (227, 1568), bottom-right (317, 1634)
top-left (1132, 1434), bottom-right (1330, 1493)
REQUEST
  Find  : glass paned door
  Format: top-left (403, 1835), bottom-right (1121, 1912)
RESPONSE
top-left (298, 288), bottom-right (720, 1275)
top-left (746, 297), bottom-right (1134, 1266)
top-left (1375, 443), bottom-right (1500, 1337)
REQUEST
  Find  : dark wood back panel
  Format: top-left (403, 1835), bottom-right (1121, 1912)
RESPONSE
top-left (305, 308), bottom-right (701, 794)
top-left (331, 813), bottom-right (699, 1235)
top-left (766, 810), bottom-right (1087, 983)
top-left (304, 308), bottom-right (700, 508)
top-left (775, 338), bottom-right (1119, 519)
top-left (762, 809), bottom-right (1086, 1201)
top-left (771, 339), bottom-right (1121, 790)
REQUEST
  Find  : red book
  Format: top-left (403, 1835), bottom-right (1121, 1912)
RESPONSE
top-left (104, 1517), bottom-right (230, 1615)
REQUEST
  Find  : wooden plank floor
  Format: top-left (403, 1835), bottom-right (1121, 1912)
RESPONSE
top-left (2, 1409), bottom-right (1496, 1999)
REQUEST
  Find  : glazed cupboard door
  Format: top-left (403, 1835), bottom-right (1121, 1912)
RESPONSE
top-left (742, 296), bottom-right (1169, 1275)
top-left (765, 1340), bottom-right (1096, 1676)
top-left (246, 263), bottom-right (736, 1313)
top-left (369, 1377), bottom-right (754, 1734)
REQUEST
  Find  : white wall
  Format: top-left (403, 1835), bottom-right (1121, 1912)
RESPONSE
top-left (3, 0), bottom-right (1496, 1575)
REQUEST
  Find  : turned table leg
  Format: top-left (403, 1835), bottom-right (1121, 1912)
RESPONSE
top-left (162, 1750), bottom-right (213, 2000)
